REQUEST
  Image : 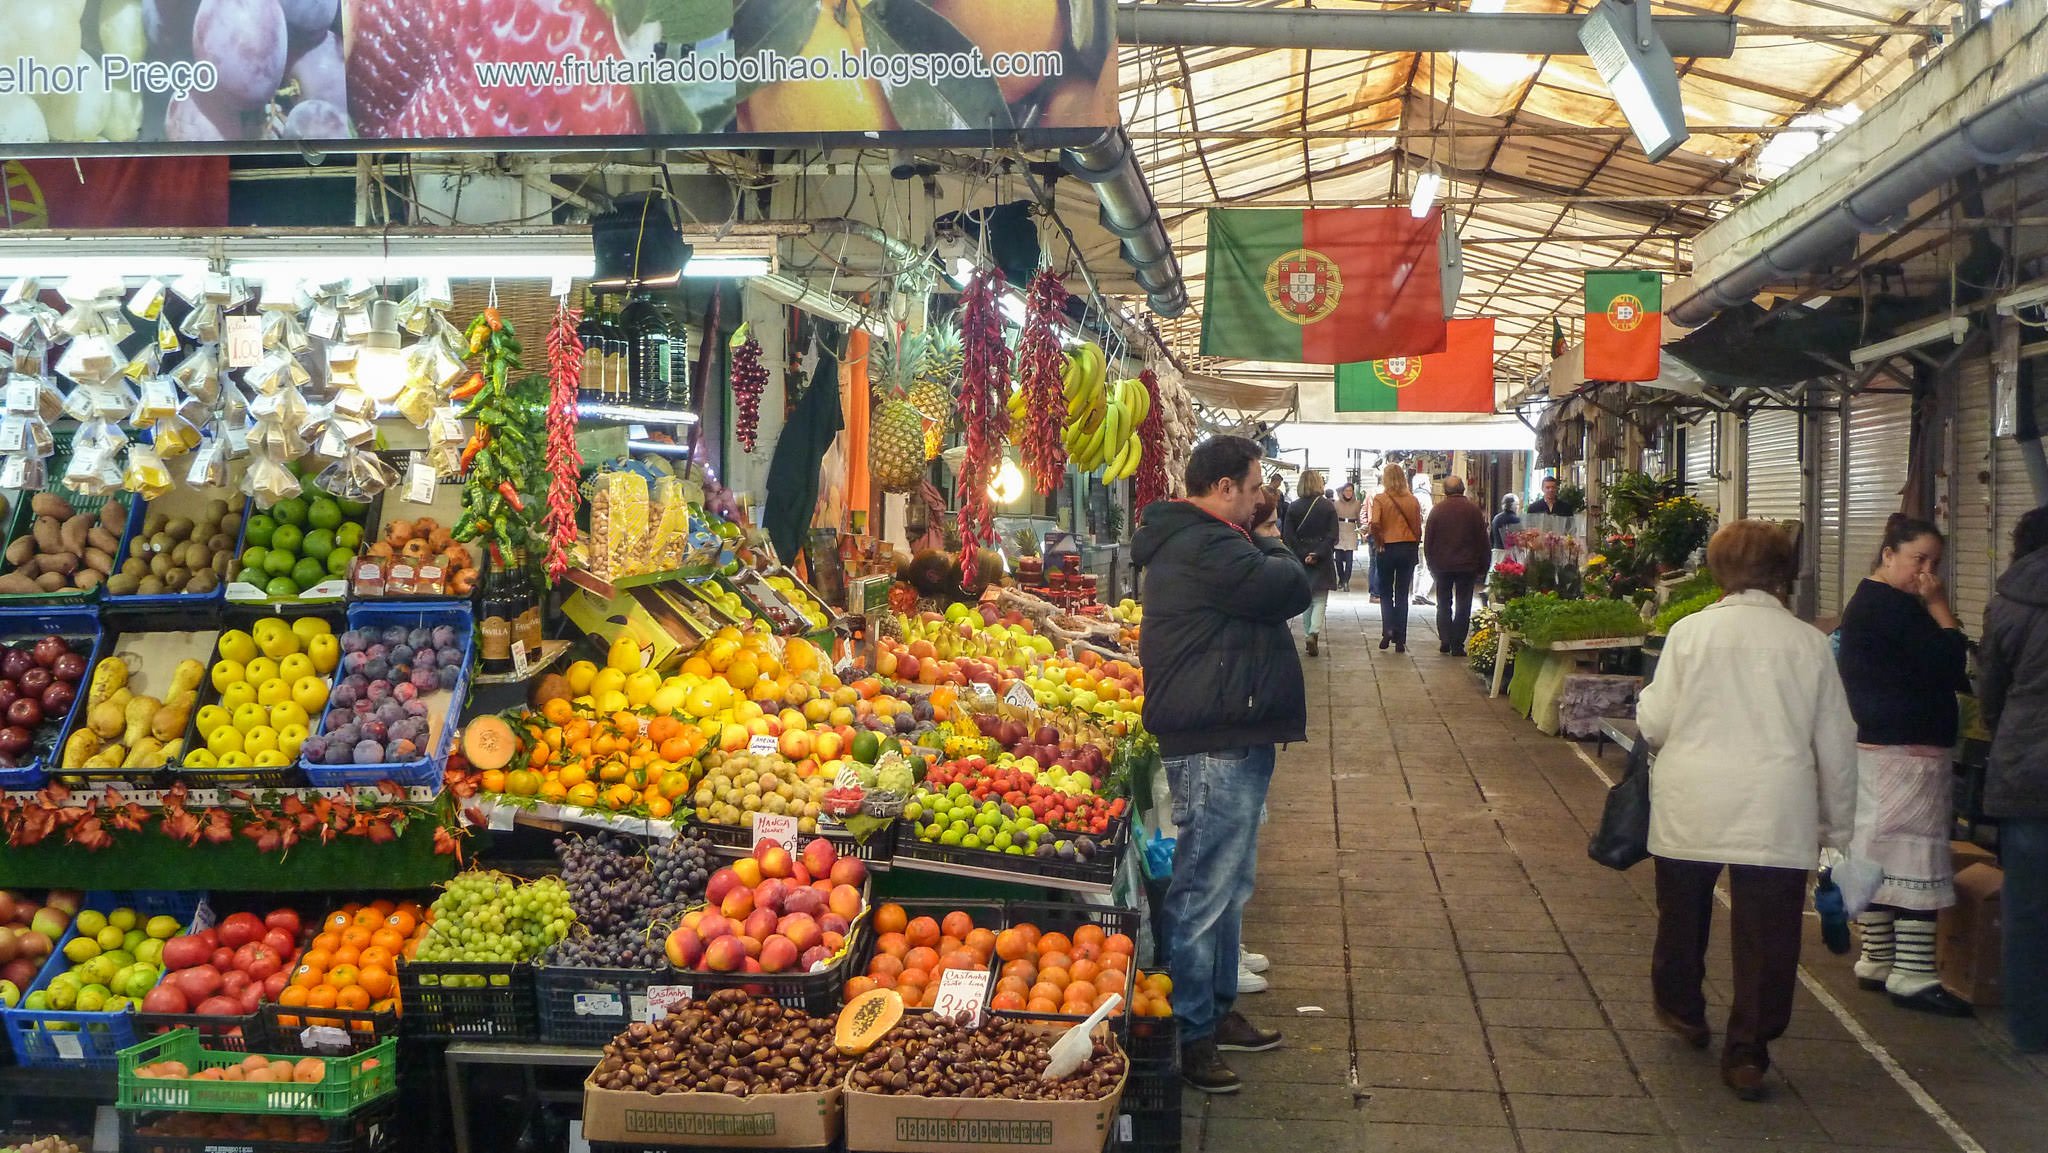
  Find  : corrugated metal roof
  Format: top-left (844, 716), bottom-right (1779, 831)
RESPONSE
top-left (1063, 0), bottom-right (1956, 398)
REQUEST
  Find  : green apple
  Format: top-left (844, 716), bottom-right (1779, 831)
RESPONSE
top-left (334, 523), bottom-right (364, 551)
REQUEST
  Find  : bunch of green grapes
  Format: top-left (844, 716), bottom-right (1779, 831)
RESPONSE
top-left (415, 872), bottom-right (574, 968)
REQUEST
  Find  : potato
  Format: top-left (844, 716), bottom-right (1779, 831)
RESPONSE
top-left (30, 517), bottom-right (63, 554)
top-left (30, 493), bottom-right (75, 520)
top-left (60, 514), bottom-right (90, 554)
top-left (14, 557), bottom-right (39, 579)
top-left (86, 526), bottom-right (119, 554)
top-left (105, 573), bottom-right (141, 596)
top-left (40, 553), bottom-right (78, 577)
top-left (4, 536), bottom-right (32, 566)
top-left (34, 571), bottom-right (69, 591)
top-left (82, 547), bottom-right (114, 575)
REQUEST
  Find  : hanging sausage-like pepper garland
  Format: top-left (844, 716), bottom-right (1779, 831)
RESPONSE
top-left (541, 302), bottom-right (586, 583)
top-left (1016, 269), bottom-right (1070, 495)
top-left (452, 309), bottom-right (548, 562)
top-left (1134, 368), bottom-right (1170, 512)
top-left (955, 269), bottom-right (1012, 571)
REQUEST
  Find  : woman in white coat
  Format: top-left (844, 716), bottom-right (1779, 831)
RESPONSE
top-left (1635, 519), bottom-right (1858, 1101)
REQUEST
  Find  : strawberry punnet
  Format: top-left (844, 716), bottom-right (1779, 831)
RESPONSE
top-left (343, 0), bottom-right (644, 139)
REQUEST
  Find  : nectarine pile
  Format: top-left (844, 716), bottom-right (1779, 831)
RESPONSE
top-left (665, 837), bottom-right (867, 977)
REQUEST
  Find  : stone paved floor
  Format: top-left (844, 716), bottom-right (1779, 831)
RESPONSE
top-left (1176, 590), bottom-right (2048, 1153)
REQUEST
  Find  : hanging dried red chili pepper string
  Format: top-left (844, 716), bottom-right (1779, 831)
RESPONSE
top-left (1016, 269), bottom-right (1070, 495)
top-left (542, 303), bottom-right (585, 583)
top-left (1134, 368), bottom-right (1170, 512)
top-left (955, 269), bottom-right (1012, 571)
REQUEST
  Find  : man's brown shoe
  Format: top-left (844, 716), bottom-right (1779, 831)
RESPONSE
top-left (1656, 1006), bottom-right (1710, 1049)
top-left (1722, 1063), bottom-right (1765, 1101)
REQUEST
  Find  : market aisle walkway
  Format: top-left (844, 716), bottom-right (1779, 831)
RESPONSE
top-left (1177, 591), bottom-right (2048, 1153)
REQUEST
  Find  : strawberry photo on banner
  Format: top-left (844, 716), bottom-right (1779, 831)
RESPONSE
top-left (0, 0), bottom-right (1120, 151)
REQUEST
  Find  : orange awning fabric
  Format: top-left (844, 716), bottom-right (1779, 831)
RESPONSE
top-left (844, 329), bottom-right (872, 518)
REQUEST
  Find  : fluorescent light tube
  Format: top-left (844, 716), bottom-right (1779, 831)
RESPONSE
top-left (1409, 170), bottom-right (1441, 219)
top-left (0, 256), bottom-right (211, 280)
top-left (1849, 316), bottom-right (1970, 366)
top-left (1996, 280), bottom-right (2048, 315)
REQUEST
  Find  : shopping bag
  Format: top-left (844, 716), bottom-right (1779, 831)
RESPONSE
top-left (1833, 854), bottom-right (1885, 917)
top-left (1587, 740), bottom-right (1652, 870)
top-left (1814, 869), bottom-right (1852, 954)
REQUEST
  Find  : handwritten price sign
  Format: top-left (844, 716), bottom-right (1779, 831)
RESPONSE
top-left (930, 967), bottom-right (990, 1028)
top-left (751, 812), bottom-right (801, 854)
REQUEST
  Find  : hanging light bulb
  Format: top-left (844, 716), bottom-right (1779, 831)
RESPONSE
top-left (989, 456), bottom-right (1027, 504)
top-left (354, 299), bottom-right (407, 402)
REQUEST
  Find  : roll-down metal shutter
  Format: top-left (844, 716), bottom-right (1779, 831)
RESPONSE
top-left (1953, 359), bottom-right (1996, 632)
top-left (1683, 419), bottom-right (1715, 492)
top-left (1836, 391), bottom-right (1914, 617)
top-left (1816, 406), bottom-right (1844, 618)
top-left (1743, 408), bottom-right (1804, 522)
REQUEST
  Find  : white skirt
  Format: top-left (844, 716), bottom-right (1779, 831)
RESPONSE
top-left (1849, 744), bottom-right (1955, 911)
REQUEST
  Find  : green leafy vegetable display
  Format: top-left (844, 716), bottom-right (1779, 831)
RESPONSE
top-left (1501, 594), bottom-right (1646, 649)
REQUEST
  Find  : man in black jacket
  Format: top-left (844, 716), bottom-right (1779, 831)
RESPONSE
top-left (1134, 435), bottom-right (1310, 1094)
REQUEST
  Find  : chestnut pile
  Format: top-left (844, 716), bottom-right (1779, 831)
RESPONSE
top-left (593, 990), bottom-right (849, 1097)
top-left (850, 1015), bottom-right (1126, 1101)
top-left (0, 637), bottom-right (86, 767)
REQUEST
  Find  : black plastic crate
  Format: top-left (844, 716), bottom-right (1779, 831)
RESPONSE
top-left (688, 815), bottom-right (896, 870)
top-left (122, 1100), bottom-right (397, 1153)
top-left (394, 961), bottom-right (536, 1041)
top-left (992, 900), bottom-right (1141, 1036)
top-left (1120, 1056), bottom-right (1180, 1115)
top-left (534, 964), bottom-right (667, 1047)
top-left (258, 1003), bottom-right (400, 1055)
top-left (1126, 1012), bottom-right (1179, 1063)
top-left (847, 898), bottom-right (1005, 1013)
top-left (130, 1010), bottom-right (268, 1054)
top-left (1119, 1106), bottom-right (1182, 1153)
top-left (895, 819), bottom-right (1127, 888)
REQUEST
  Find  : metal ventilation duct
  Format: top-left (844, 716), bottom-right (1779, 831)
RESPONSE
top-left (1064, 127), bottom-right (1188, 318)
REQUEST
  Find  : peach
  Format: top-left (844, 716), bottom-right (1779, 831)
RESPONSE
top-left (778, 913), bottom-right (822, 952)
top-left (702, 935), bottom-right (747, 972)
top-left (705, 867), bottom-right (744, 906)
top-left (829, 858), bottom-right (869, 889)
top-left (754, 879), bottom-right (789, 916)
top-left (720, 888), bottom-right (756, 921)
top-left (695, 912), bottom-right (733, 942)
top-left (822, 930), bottom-right (845, 953)
top-left (828, 884), bottom-right (862, 920)
top-left (801, 837), bottom-right (838, 878)
top-left (731, 858), bottom-right (763, 887)
top-left (665, 926), bottom-right (704, 968)
top-left (743, 908), bottom-right (779, 942)
top-left (755, 843), bottom-right (794, 881)
top-left (738, 934), bottom-right (763, 960)
top-left (759, 935), bottom-right (799, 974)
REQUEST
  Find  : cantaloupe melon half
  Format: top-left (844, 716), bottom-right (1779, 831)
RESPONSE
top-left (461, 715), bottom-right (518, 771)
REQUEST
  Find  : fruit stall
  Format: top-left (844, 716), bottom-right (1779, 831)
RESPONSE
top-left (0, 226), bottom-right (1193, 1153)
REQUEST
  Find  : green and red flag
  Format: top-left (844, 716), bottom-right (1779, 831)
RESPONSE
top-left (1201, 207), bottom-right (1446, 365)
top-left (1334, 318), bottom-right (1496, 413)
top-left (1584, 271), bottom-right (1662, 381)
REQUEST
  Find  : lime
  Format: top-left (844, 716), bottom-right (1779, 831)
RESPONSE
top-left (263, 550), bottom-right (296, 577)
top-left (265, 575), bottom-right (300, 598)
top-left (270, 524), bottom-right (303, 558)
top-left (291, 557), bottom-right (327, 589)
top-left (272, 497), bottom-right (309, 527)
top-left (301, 528), bottom-right (335, 559)
top-left (334, 523), bottom-right (364, 550)
top-left (327, 547), bottom-right (355, 578)
top-left (307, 498), bottom-right (343, 530)
top-left (244, 515), bottom-right (276, 548)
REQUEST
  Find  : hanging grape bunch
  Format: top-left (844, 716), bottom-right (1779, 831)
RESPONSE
top-left (732, 330), bottom-right (769, 453)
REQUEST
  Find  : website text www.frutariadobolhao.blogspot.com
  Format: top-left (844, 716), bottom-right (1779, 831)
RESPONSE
top-left (472, 48), bottom-right (1066, 91)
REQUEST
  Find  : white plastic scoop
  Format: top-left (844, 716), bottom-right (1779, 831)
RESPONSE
top-left (1042, 993), bottom-right (1122, 1080)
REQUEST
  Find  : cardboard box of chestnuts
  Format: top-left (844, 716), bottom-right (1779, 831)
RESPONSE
top-left (842, 1020), bottom-right (1127, 1153)
top-left (580, 1079), bottom-right (843, 1149)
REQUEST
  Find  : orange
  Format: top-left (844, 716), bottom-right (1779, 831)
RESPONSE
top-left (896, 983), bottom-right (925, 1008)
top-left (903, 947), bottom-right (938, 975)
top-left (369, 899), bottom-right (396, 916)
top-left (1070, 959), bottom-right (1101, 986)
top-left (278, 985), bottom-right (310, 1006)
top-left (843, 976), bottom-right (878, 999)
top-left (353, 908), bottom-right (384, 930)
top-left (868, 955), bottom-right (904, 980)
top-left (898, 967), bottom-right (931, 990)
top-left (370, 928), bottom-right (405, 953)
top-left (1027, 996), bottom-right (1059, 1013)
top-left (1040, 966), bottom-right (1071, 990)
top-left (995, 976), bottom-right (1030, 999)
top-left (324, 912), bottom-right (352, 933)
top-left (306, 986), bottom-right (339, 1009)
top-left (990, 991), bottom-right (1025, 1011)
top-left (905, 917), bottom-right (940, 949)
top-left (357, 967), bottom-right (393, 1000)
top-left (1070, 940), bottom-right (1101, 964)
top-left (1095, 971), bottom-right (1124, 997)
top-left (341, 925), bottom-right (373, 949)
top-left (1100, 951), bottom-right (1129, 972)
top-left (334, 985), bottom-right (371, 1011)
top-left (291, 964), bottom-right (326, 990)
top-left (1037, 932), bottom-right (1072, 957)
top-left (1028, 982), bottom-right (1064, 1004)
top-left (479, 769), bottom-right (507, 793)
top-left (999, 959), bottom-right (1038, 983)
top-left (325, 964), bottom-right (360, 989)
top-left (300, 949), bottom-right (333, 973)
top-left (1039, 952), bottom-right (1072, 975)
top-left (331, 946), bottom-right (361, 968)
top-left (941, 911), bottom-right (974, 940)
top-left (1102, 932), bottom-right (1135, 956)
top-left (1072, 924), bottom-right (1106, 949)
top-left (994, 929), bottom-right (1030, 963)
top-left (358, 947), bottom-right (394, 973)
top-left (964, 928), bottom-right (997, 961)
top-left (542, 697), bottom-right (576, 726)
top-left (1143, 973), bottom-right (1173, 997)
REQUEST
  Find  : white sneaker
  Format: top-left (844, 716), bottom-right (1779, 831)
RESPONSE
top-left (1236, 963), bottom-right (1269, 993)
top-left (1240, 948), bottom-right (1270, 974)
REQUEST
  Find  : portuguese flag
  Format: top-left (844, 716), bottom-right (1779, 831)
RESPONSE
top-left (1335, 318), bottom-right (1496, 413)
top-left (1584, 270), bottom-right (1662, 381)
top-left (1200, 207), bottom-right (1446, 365)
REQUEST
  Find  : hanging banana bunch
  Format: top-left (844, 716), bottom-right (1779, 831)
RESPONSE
top-left (1058, 342), bottom-right (1147, 482)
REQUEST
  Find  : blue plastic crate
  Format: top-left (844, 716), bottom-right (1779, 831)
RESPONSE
top-left (299, 603), bottom-right (472, 788)
top-left (104, 490), bottom-right (248, 610)
top-left (0, 606), bottom-right (106, 789)
top-left (2, 890), bottom-right (202, 1069)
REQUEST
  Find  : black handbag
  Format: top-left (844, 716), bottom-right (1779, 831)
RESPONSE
top-left (1587, 739), bottom-right (1652, 870)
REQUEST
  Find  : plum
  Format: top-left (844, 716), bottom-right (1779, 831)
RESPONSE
top-left (323, 742), bottom-right (351, 765)
top-left (409, 668), bottom-right (436, 693)
top-left (359, 719), bottom-right (387, 743)
top-left (382, 626), bottom-right (408, 647)
top-left (362, 658), bottom-right (389, 681)
top-left (299, 735), bottom-right (328, 763)
top-left (342, 651), bottom-right (367, 674)
top-left (365, 680), bottom-right (391, 703)
top-left (436, 665), bottom-right (460, 690)
top-left (343, 673), bottom-right (370, 692)
top-left (431, 625), bottom-right (456, 649)
top-left (352, 698), bottom-right (375, 716)
top-left (407, 627), bottom-right (432, 649)
top-left (330, 682), bottom-right (359, 709)
top-left (389, 644), bottom-right (414, 668)
top-left (331, 723), bottom-right (361, 746)
top-left (437, 646), bottom-right (463, 667)
top-left (388, 738), bottom-right (419, 760)
top-left (402, 698), bottom-right (429, 718)
top-left (393, 681), bottom-right (419, 704)
top-left (389, 718), bottom-right (424, 744)
top-left (376, 702), bottom-right (405, 726)
top-left (352, 740), bottom-right (384, 764)
top-left (340, 631), bottom-right (368, 654)
top-left (411, 648), bottom-right (437, 670)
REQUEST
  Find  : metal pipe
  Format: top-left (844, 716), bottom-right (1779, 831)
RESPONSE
top-left (1115, 3), bottom-right (1739, 57)
top-left (1064, 126), bottom-right (1187, 318)
top-left (1671, 9), bottom-right (2048, 326)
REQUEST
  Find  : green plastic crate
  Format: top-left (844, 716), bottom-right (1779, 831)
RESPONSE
top-left (0, 431), bottom-right (128, 604)
top-left (117, 1028), bottom-right (396, 1118)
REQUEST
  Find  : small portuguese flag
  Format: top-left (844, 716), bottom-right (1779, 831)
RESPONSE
top-left (1335, 318), bottom-right (1496, 413)
top-left (1200, 207), bottom-right (1446, 365)
top-left (1584, 270), bottom-right (1662, 381)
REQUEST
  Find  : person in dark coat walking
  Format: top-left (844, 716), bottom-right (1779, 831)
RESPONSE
top-left (1422, 475), bottom-right (1491, 654)
top-left (1285, 470), bottom-right (1340, 656)
top-left (1978, 507), bottom-right (2048, 1053)
top-left (1134, 435), bottom-right (1308, 1094)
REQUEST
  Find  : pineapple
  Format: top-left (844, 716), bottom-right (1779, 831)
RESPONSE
top-left (870, 330), bottom-right (930, 493)
top-left (909, 322), bottom-right (960, 460)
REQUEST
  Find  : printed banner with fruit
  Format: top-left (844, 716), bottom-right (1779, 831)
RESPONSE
top-left (0, 0), bottom-right (1117, 150)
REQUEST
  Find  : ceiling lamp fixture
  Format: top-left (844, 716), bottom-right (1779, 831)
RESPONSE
top-left (591, 191), bottom-right (691, 290)
top-left (1409, 167), bottom-right (1442, 219)
top-left (1577, 0), bottom-right (1690, 162)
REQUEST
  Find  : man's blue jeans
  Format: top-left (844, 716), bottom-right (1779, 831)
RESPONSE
top-left (2002, 818), bottom-right (2048, 1051)
top-left (1162, 745), bottom-right (1275, 1043)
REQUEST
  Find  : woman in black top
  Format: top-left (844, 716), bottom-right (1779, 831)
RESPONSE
top-left (1835, 515), bottom-right (1973, 1017)
top-left (1285, 470), bottom-right (1340, 656)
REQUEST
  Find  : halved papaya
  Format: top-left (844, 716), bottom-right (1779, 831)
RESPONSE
top-left (460, 715), bottom-right (518, 771)
top-left (835, 987), bottom-right (905, 1055)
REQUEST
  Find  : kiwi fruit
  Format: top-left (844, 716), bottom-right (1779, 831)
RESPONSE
top-left (161, 566), bottom-right (190, 588)
top-left (185, 571), bottom-right (219, 594)
top-left (143, 511), bottom-right (168, 537)
top-left (148, 553), bottom-right (173, 578)
top-left (164, 516), bottom-right (194, 541)
top-left (201, 500), bottom-right (229, 524)
top-left (137, 576), bottom-right (164, 595)
top-left (104, 573), bottom-right (139, 595)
